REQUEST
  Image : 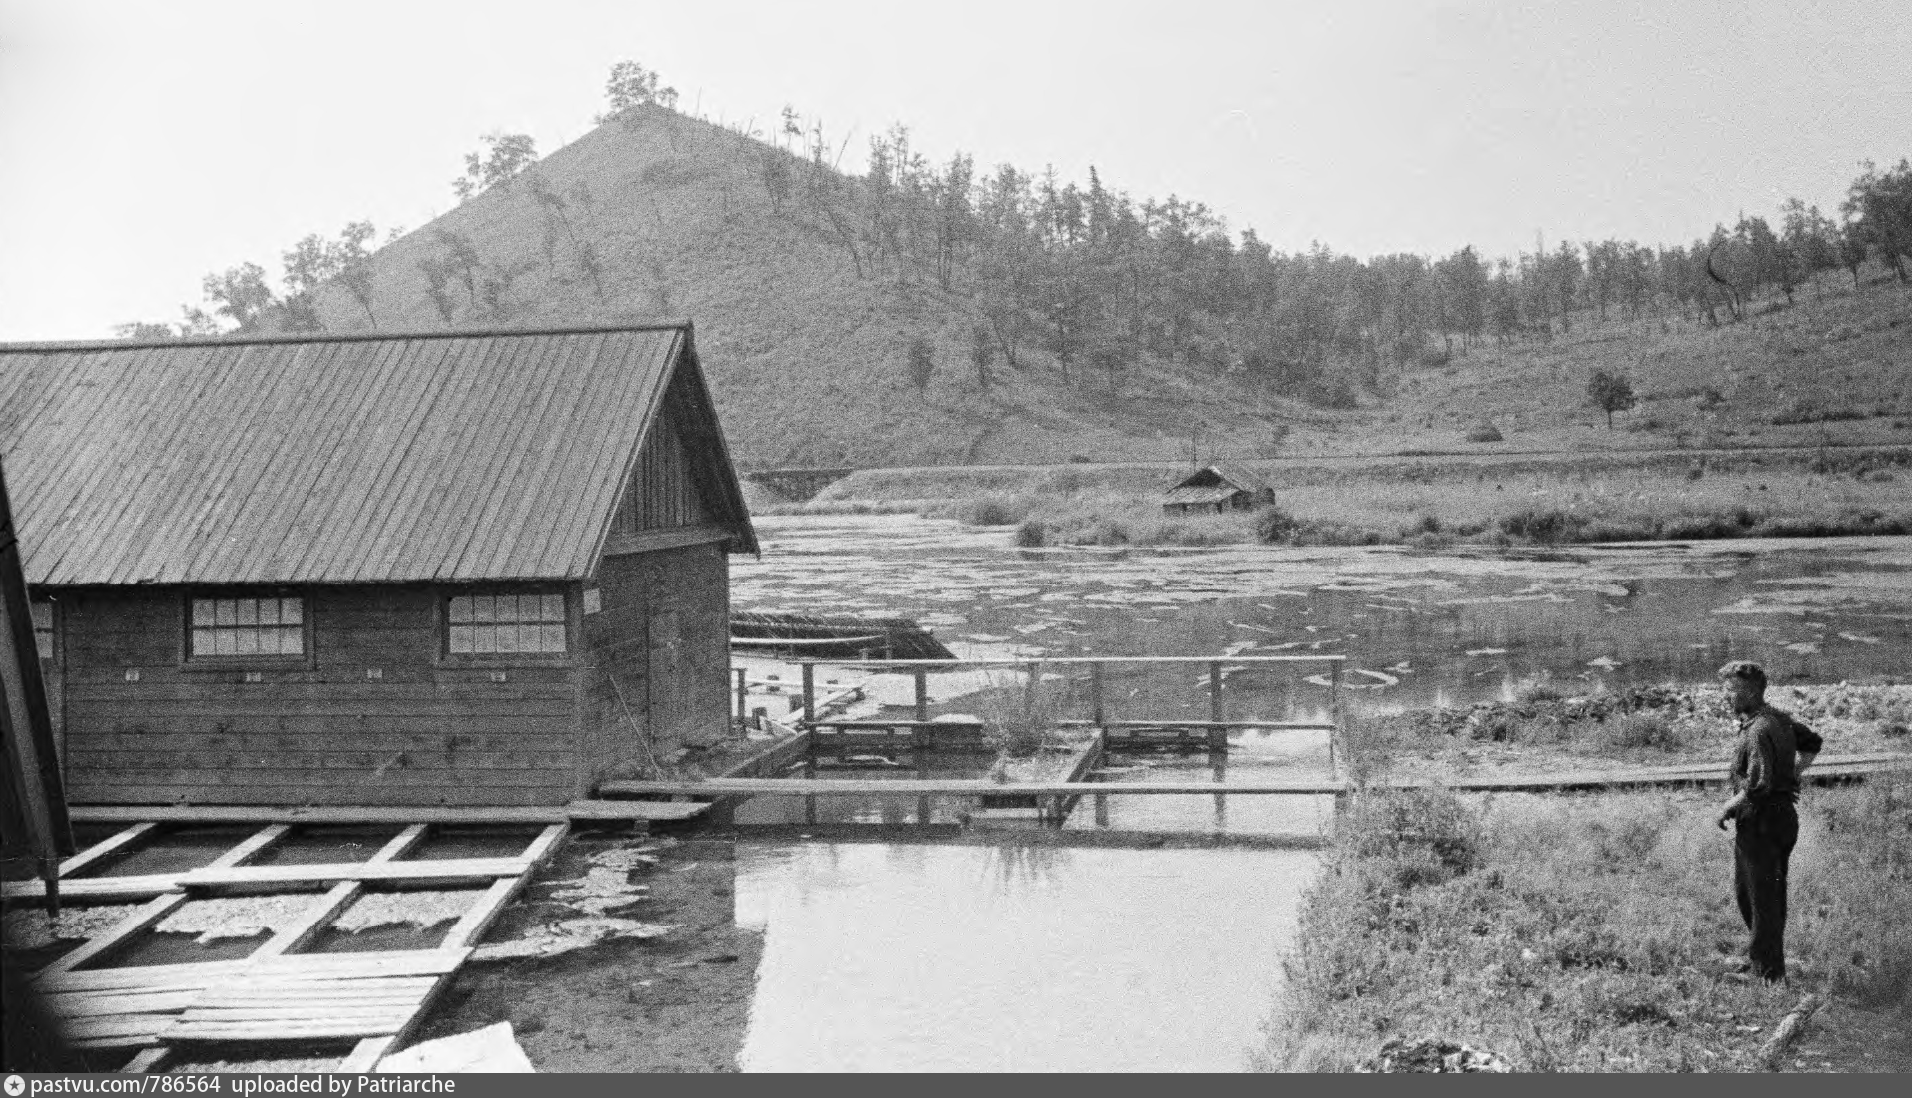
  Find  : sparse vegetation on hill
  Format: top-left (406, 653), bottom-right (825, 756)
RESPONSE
top-left (115, 62), bottom-right (1912, 467)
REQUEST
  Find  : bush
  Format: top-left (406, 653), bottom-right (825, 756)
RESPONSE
top-left (954, 493), bottom-right (1028, 526)
top-left (1602, 713), bottom-right (1682, 751)
top-left (1465, 422), bottom-right (1504, 443)
top-left (1342, 789), bottom-right (1481, 881)
top-left (1257, 507), bottom-right (1300, 543)
top-left (1497, 507), bottom-right (1588, 544)
top-left (1013, 519), bottom-right (1049, 548)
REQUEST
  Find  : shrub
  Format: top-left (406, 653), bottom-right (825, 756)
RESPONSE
top-left (1498, 507), bottom-right (1588, 544)
top-left (1465, 422), bottom-right (1504, 443)
top-left (1013, 519), bottom-right (1049, 548)
top-left (954, 493), bottom-right (1028, 526)
top-left (1257, 507), bottom-right (1300, 543)
top-left (1602, 713), bottom-right (1682, 751)
top-left (1342, 789), bottom-right (1481, 881)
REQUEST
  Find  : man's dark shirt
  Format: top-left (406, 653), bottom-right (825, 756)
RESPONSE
top-left (1729, 704), bottom-right (1823, 805)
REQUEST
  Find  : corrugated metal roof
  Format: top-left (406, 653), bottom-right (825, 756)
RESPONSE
top-left (0, 323), bottom-right (757, 586)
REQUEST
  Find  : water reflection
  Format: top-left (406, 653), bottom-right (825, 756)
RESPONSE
top-left (735, 842), bottom-right (1317, 1072)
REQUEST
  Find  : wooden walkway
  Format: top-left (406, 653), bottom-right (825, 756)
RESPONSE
top-left (598, 751), bottom-right (1911, 800)
top-left (13, 819), bottom-right (570, 1072)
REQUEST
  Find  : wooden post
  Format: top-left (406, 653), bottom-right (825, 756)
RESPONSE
top-left (1208, 660), bottom-right (1226, 752)
top-left (1090, 662), bottom-right (1106, 728)
top-left (734, 668), bottom-right (748, 725)
top-left (1094, 792), bottom-right (1110, 827)
top-left (801, 663), bottom-right (816, 726)
top-left (913, 668), bottom-right (929, 722)
top-left (1328, 660), bottom-right (1342, 778)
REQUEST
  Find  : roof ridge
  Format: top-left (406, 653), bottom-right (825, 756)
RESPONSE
top-left (0, 320), bottom-right (695, 355)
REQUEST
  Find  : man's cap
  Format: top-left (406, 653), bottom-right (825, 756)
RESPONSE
top-left (1717, 660), bottom-right (1767, 686)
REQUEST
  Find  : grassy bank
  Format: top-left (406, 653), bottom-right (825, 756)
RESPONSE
top-left (1257, 774), bottom-right (1912, 1072)
top-left (763, 446), bottom-right (1912, 548)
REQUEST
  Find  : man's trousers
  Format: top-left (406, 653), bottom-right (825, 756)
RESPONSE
top-left (1734, 800), bottom-right (1799, 981)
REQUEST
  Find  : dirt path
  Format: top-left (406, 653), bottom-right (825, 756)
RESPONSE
top-left (411, 832), bottom-right (759, 1073)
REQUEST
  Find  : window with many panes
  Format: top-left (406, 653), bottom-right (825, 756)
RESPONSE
top-left (189, 595), bottom-right (306, 658)
top-left (446, 592), bottom-right (567, 655)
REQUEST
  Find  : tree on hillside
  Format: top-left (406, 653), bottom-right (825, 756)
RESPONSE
top-left (452, 132), bottom-right (538, 202)
top-left (1587, 369), bottom-right (1637, 429)
top-left (906, 337), bottom-right (935, 391)
top-left (281, 222), bottom-right (380, 330)
top-left (970, 323), bottom-right (995, 389)
top-left (201, 263), bottom-right (277, 331)
top-left (598, 60), bottom-right (678, 121)
top-left (113, 321), bottom-right (176, 340)
top-left (1842, 159), bottom-right (1912, 283)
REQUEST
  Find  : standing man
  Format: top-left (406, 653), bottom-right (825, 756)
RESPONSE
top-left (1715, 661), bottom-right (1822, 982)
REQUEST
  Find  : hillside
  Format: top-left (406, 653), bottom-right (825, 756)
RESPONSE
top-left (295, 105), bottom-right (1912, 468)
top-left (297, 106), bottom-right (1285, 468)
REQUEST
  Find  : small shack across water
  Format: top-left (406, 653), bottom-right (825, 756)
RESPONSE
top-left (1161, 465), bottom-right (1274, 515)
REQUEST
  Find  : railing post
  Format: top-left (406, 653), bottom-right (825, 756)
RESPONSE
top-left (914, 667), bottom-right (930, 723)
top-left (734, 667), bottom-right (748, 726)
top-left (801, 663), bottom-right (816, 726)
top-left (1090, 661), bottom-right (1106, 729)
top-left (1328, 660), bottom-right (1342, 779)
top-left (1208, 660), bottom-right (1226, 752)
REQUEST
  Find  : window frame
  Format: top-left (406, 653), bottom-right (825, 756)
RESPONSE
top-left (182, 588), bottom-right (315, 668)
top-left (435, 586), bottom-right (575, 666)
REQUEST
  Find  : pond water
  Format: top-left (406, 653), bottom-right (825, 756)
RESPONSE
top-left (735, 841), bottom-right (1316, 1072)
top-left (735, 516), bottom-right (1912, 714)
top-left (721, 519), bottom-right (1912, 1070)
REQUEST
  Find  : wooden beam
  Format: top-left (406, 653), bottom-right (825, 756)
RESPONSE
top-left (1056, 719), bottom-right (1335, 730)
top-left (799, 655), bottom-right (1349, 667)
top-left (339, 1036), bottom-right (395, 1074)
top-left (65, 805), bottom-right (606, 825)
top-left (38, 892), bottom-right (190, 977)
top-left (119, 1048), bottom-right (171, 1074)
top-left (518, 823), bottom-right (568, 868)
top-left (439, 878), bottom-right (519, 951)
top-left (250, 882), bottom-right (359, 961)
top-left (2, 873), bottom-right (183, 902)
top-left (370, 824), bottom-right (430, 863)
top-left (176, 856), bottom-right (528, 890)
top-left (205, 824), bottom-right (291, 870)
top-left (60, 823), bottom-right (160, 878)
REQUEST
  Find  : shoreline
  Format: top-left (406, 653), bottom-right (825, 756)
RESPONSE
top-left (1258, 682), bottom-right (1912, 1073)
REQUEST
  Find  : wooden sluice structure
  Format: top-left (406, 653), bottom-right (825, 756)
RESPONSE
top-left (603, 653), bottom-right (1912, 831)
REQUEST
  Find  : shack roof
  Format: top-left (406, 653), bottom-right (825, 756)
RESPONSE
top-left (0, 322), bottom-right (758, 586)
top-left (1166, 464), bottom-right (1267, 495)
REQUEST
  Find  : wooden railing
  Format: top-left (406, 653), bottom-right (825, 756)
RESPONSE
top-left (792, 654), bottom-right (1349, 772)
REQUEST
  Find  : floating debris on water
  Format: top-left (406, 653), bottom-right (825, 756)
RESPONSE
top-left (1587, 656), bottom-right (1623, 670)
top-left (1465, 648), bottom-right (1508, 656)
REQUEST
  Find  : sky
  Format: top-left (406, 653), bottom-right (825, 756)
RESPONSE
top-left (1, 0), bottom-right (1907, 341)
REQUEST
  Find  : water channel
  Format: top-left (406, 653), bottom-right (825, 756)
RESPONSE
top-left (724, 517), bottom-right (1912, 1070)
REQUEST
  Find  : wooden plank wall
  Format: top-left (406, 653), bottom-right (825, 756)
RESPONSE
top-left (59, 586), bottom-right (580, 807)
top-left (611, 409), bottom-right (710, 537)
top-left (581, 541), bottom-right (730, 783)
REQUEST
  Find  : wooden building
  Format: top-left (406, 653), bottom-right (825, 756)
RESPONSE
top-left (0, 323), bottom-right (757, 808)
top-left (1161, 465), bottom-right (1275, 515)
